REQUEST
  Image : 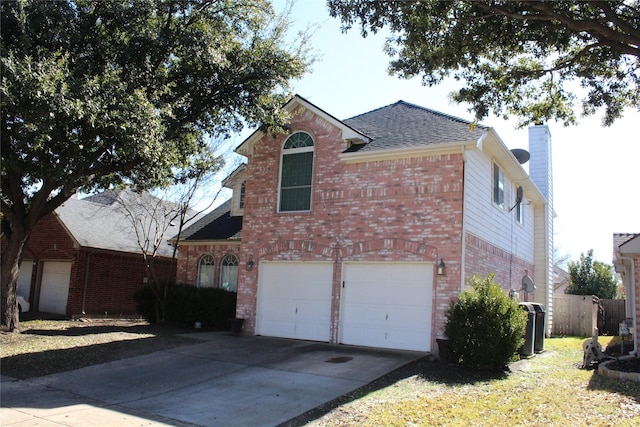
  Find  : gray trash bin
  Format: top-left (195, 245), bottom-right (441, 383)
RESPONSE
top-left (530, 303), bottom-right (546, 353)
top-left (519, 303), bottom-right (535, 357)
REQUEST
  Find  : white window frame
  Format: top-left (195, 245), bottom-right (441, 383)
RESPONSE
top-left (197, 254), bottom-right (215, 288)
top-left (277, 132), bottom-right (314, 212)
top-left (492, 162), bottom-right (504, 209)
top-left (219, 254), bottom-right (239, 292)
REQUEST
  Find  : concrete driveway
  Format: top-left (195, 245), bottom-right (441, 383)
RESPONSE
top-left (1, 331), bottom-right (425, 426)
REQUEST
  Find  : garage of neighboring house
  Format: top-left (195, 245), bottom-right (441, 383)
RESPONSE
top-left (256, 261), bottom-right (333, 342)
top-left (340, 262), bottom-right (434, 352)
top-left (38, 261), bottom-right (72, 314)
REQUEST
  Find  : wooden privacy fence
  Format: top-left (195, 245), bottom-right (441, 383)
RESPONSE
top-left (598, 299), bottom-right (627, 336)
top-left (552, 294), bottom-right (598, 337)
top-left (553, 295), bottom-right (628, 337)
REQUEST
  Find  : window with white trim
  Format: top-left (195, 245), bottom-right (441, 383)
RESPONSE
top-left (239, 181), bottom-right (246, 209)
top-left (219, 254), bottom-right (239, 292)
top-left (493, 162), bottom-right (504, 209)
top-left (279, 132), bottom-right (314, 212)
top-left (197, 254), bottom-right (215, 288)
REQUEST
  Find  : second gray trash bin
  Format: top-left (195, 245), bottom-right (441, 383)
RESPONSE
top-left (530, 303), bottom-right (546, 353)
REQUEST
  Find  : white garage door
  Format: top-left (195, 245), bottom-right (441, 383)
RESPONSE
top-left (340, 262), bottom-right (433, 352)
top-left (256, 262), bottom-right (332, 342)
top-left (39, 261), bottom-right (72, 314)
top-left (17, 261), bottom-right (33, 300)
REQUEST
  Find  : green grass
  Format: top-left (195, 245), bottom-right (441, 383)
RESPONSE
top-left (308, 337), bottom-right (640, 426)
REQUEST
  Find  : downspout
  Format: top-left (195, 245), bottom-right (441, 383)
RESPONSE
top-left (619, 255), bottom-right (637, 355)
top-left (460, 143), bottom-right (468, 292)
top-left (81, 251), bottom-right (94, 315)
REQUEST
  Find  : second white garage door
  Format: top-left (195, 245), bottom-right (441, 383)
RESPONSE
top-left (340, 262), bottom-right (434, 352)
top-left (256, 262), bottom-right (333, 342)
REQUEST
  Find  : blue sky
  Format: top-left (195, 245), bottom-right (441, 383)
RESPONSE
top-left (254, 0), bottom-right (638, 267)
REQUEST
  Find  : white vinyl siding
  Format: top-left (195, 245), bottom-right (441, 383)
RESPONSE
top-left (463, 149), bottom-right (535, 262)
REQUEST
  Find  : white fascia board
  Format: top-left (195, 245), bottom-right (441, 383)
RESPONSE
top-left (338, 141), bottom-right (473, 164)
top-left (175, 239), bottom-right (241, 246)
top-left (221, 164), bottom-right (247, 189)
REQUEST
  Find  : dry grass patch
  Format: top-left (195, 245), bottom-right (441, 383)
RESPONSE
top-left (0, 318), bottom-right (202, 379)
top-left (305, 337), bottom-right (640, 427)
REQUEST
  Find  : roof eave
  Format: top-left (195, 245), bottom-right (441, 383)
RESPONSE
top-left (235, 95), bottom-right (372, 156)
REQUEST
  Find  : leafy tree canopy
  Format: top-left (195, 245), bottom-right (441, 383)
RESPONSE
top-left (0, 0), bottom-right (308, 330)
top-left (328, 0), bottom-right (640, 127)
top-left (566, 249), bottom-right (618, 299)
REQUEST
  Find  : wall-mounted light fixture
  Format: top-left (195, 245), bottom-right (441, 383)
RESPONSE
top-left (246, 257), bottom-right (255, 271)
top-left (437, 259), bottom-right (446, 276)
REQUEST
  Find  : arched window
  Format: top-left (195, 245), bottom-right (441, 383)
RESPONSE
top-left (279, 132), bottom-right (314, 212)
top-left (197, 255), bottom-right (215, 288)
top-left (219, 254), bottom-right (239, 292)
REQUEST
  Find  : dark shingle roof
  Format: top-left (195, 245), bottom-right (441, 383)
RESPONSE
top-left (179, 199), bottom-right (242, 241)
top-left (343, 101), bottom-right (486, 152)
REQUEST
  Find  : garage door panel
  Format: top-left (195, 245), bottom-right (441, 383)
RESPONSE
top-left (39, 262), bottom-right (72, 315)
top-left (341, 262), bottom-right (433, 352)
top-left (257, 262), bottom-right (332, 342)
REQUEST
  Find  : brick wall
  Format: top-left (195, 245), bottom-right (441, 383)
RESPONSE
top-left (464, 232), bottom-right (535, 298)
top-left (176, 243), bottom-right (241, 286)
top-left (6, 212), bottom-right (175, 317)
top-left (236, 107), bottom-right (465, 347)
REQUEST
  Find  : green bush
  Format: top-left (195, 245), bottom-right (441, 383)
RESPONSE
top-left (444, 273), bottom-right (527, 370)
top-left (134, 282), bottom-right (237, 329)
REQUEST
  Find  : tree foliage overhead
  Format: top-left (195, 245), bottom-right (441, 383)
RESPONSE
top-left (328, 0), bottom-right (640, 127)
top-left (566, 249), bottom-right (618, 299)
top-left (0, 0), bottom-right (308, 330)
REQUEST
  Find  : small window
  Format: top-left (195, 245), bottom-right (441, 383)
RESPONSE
top-left (516, 196), bottom-right (524, 224)
top-left (279, 132), bottom-right (314, 212)
top-left (197, 255), bottom-right (215, 288)
top-left (493, 162), bottom-right (504, 209)
top-left (219, 254), bottom-right (239, 292)
top-left (239, 181), bottom-right (246, 209)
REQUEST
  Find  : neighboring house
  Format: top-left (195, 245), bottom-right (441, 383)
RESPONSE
top-left (613, 233), bottom-right (640, 354)
top-left (176, 95), bottom-right (554, 353)
top-left (11, 190), bottom-right (177, 317)
top-left (553, 265), bottom-right (570, 294)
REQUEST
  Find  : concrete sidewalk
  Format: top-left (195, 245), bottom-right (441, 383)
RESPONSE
top-left (1, 332), bottom-right (425, 427)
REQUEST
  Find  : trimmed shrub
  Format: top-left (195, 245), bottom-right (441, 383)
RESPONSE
top-left (444, 273), bottom-right (527, 370)
top-left (134, 282), bottom-right (237, 329)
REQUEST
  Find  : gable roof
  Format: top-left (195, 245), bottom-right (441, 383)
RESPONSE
top-left (176, 199), bottom-right (242, 242)
top-left (55, 191), bottom-right (176, 257)
top-left (343, 100), bottom-right (487, 153)
top-left (236, 95), bottom-right (371, 156)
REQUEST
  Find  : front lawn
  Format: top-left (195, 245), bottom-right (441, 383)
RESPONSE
top-left (302, 337), bottom-right (640, 426)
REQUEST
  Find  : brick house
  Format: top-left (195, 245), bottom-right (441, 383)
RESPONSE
top-left (614, 233), bottom-right (640, 354)
top-left (13, 191), bottom-right (176, 317)
top-left (176, 95), bottom-right (554, 353)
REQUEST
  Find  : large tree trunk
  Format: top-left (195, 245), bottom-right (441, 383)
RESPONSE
top-left (1, 226), bottom-right (29, 332)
